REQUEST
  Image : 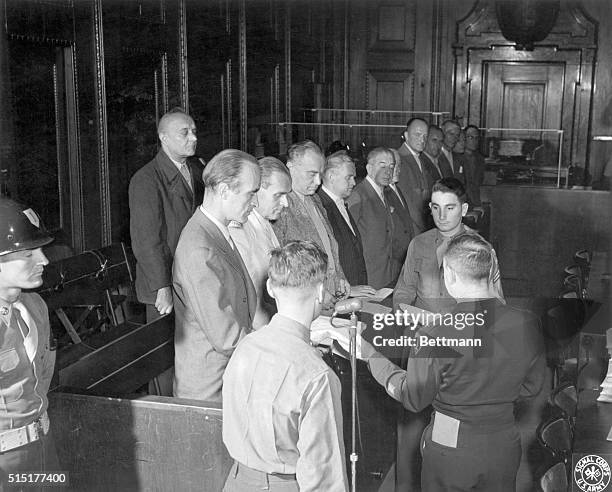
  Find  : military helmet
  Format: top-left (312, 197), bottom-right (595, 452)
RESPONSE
top-left (0, 197), bottom-right (53, 256)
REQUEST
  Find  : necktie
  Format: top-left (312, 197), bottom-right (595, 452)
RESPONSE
top-left (415, 154), bottom-right (423, 173)
top-left (13, 302), bottom-right (37, 363)
top-left (180, 163), bottom-right (192, 191)
top-left (392, 185), bottom-right (406, 208)
top-left (337, 199), bottom-right (355, 235)
top-left (445, 149), bottom-right (454, 173)
top-left (436, 236), bottom-right (451, 267)
top-left (227, 234), bottom-right (236, 251)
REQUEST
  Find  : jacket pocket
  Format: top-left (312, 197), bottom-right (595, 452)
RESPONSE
top-left (0, 348), bottom-right (20, 372)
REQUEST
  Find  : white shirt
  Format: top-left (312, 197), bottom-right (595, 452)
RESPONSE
top-left (169, 156), bottom-right (192, 189)
top-left (441, 147), bottom-right (454, 172)
top-left (404, 142), bottom-right (423, 173)
top-left (424, 151), bottom-right (442, 176)
top-left (389, 183), bottom-right (405, 208)
top-left (229, 210), bottom-right (279, 329)
top-left (366, 176), bottom-right (386, 206)
top-left (322, 185), bottom-right (355, 235)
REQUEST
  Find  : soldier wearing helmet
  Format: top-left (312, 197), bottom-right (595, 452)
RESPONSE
top-left (0, 197), bottom-right (57, 480)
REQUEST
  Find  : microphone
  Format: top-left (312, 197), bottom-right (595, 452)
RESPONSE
top-left (333, 298), bottom-right (362, 316)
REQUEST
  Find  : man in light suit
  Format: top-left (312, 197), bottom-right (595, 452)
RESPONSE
top-left (347, 147), bottom-right (399, 289)
top-left (318, 151), bottom-right (373, 292)
top-left (396, 118), bottom-right (434, 234)
top-left (229, 156), bottom-right (291, 329)
top-left (173, 149), bottom-right (259, 403)
top-left (272, 140), bottom-right (350, 305)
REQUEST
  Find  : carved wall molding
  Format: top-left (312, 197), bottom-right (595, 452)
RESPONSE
top-left (453, 0), bottom-right (598, 169)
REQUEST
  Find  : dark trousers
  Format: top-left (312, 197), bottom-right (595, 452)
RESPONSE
top-left (396, 406), bottom-right (429, 491)
top-left (420, 420), bottom-right (521, 492)
top-left (145, 305), bottom-right (174, 397)
top-left (0, 433), bottom-right (59, 491)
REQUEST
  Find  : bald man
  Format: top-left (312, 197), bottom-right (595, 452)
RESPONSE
top-left (396, 118), bottom-right (435, 234)
top-left (129, 108), bottom-right (205, 395)
top-left (129, 108), bottom-right (205, 321)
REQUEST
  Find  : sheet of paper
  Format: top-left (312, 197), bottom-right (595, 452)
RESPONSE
top-left (310, 316), bottom-right (362, 358)
top-left (361, 301), bottom-right (392, 315)
top-left (353, 287), bottom-right (393, 303)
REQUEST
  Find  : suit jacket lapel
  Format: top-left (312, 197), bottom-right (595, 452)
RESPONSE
top-left (197, 211), bottom-right (257, 321)
top-left (157, 150), bottom-right (194, 205)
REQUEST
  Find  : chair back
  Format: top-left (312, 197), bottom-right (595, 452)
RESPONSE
top-left (539, 462), bottom-right (568, 492)
top-left (537, 417), bottom-right (572, 459)
top-left (550, 383), bottom-right (577, 419)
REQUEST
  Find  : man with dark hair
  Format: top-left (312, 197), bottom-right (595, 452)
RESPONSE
top-left (223, 240), bottom-right (348, 492)
top-left (173, 149), bottom-right (259, 403)
top-left (273, 140), bottom-right (350, 306)
top-left (394, 177), bottom-right (504, 314)
top-left (129, 108), bottom-right (204, 322)
top-left (396, 118), bottom-right (434, 234)
top-left (359, 233), bottom-right (545, 492)
top-left (441, 119), bottom-right (466, 182)
top-left (230, 156), bottom-right (291, 329)
top-left (391, 177), bottom-right (504, 490)
top-left (421, 125), bottom-right (453, 181)
top-left (318, 152), bottom-right (373, 291)
top-left (463, 124), bottom-right (486, 206)
top-left (389, 149), bottom-right (417, 267)
top-left (347, 147), bottom-right (399, 289)
top-left (0, 198), bottom-right (57, 482)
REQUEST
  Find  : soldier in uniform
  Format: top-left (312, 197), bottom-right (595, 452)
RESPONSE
top-left (0, 197), bottom-right (57, 483)
top-left (359, 233), bottom-right (546, 491)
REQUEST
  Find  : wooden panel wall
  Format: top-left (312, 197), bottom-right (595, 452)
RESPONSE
top-left (49, 393), bottom-right (231, 491)
top-left (453, 1), bottom-right (597, 173)
top-left (1, 0), bottom-right (611, 250)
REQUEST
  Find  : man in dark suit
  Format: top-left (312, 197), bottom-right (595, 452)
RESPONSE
top-left (318, 151), bottom-right (373, 294)
top-left (396, 118), bottom-right (434, 235)
top-left (173, 149), bottom-right (259, 403)
top-left (421, 125), bottom-right (453, 181)
top-left (128, 108), bottom-right (204, 323)
top-left (442, 119), bottom-right (466, 183)
top-left (347, 147), bottom-right (399, 289)
top-left (388, 149), bottom-right (416, 267)
top-left (463, 124), bottom-right (486, 207)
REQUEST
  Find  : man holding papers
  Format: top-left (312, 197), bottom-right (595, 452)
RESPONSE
top-left (358, 234), bottom-right (545, 492)
top-left (223, 240), bottom-right (348, 492)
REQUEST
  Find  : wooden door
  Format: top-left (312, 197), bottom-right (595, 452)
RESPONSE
top-left (484, 63), bottom-right (564, 136)
top-left (483, 62), bottom-right (566, 163)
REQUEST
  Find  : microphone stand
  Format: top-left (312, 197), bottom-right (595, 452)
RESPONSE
top-left (348, 310), bottom-right (358, 492)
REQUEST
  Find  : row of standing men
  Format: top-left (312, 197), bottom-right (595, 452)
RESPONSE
top-left (126, 108), bottom-right (542, 492)
top-left (0, 108), bottom-right (541, 491)
top-left (128, 110), bottom-right (486, 399)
